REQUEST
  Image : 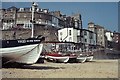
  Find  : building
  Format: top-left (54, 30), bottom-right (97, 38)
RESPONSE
top-left (105, 30), bottom-right (113, 42)
top-left (88, 22), bottom-right (96, 33)
top-left (50, 11), bottom-right (65, 28)
top-left (58, 28), bottom-right (78, 43)
top-left (64, 16), bottom-right (74, 28)
top-left (88, 22), bottom-right (105, 47)
top-left (95, 25), bottom-right (105, 47)
top-left (71, 13), bottom-right (82, 29)
top-left (82, 29), bottom-right (96, 51)
top-left (58, 28), bottom-right (96, 51)
top-left (1, 6), bottom-right (17, 30)
top-left (51, 15), bottom-right (59, 28)
top-left (105, 30), bottom-right (113, 48)
top-left (113, 32), bottom-right (120, 51)
top-left (0, 2), bottom-right (83, 42)
top-left (0, 2), bottom-right (63, 41)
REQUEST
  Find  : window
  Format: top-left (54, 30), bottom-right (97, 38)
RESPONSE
top-left (84, 31), bottom-right (87, 35)
top-left (77, 30), bottom-right (80, 36)
top-left (4, 14), bottom-right (7, 17)
top-left (43, 9), bottom-right (48, 13)
top-left (19, 8), bottom-right (24, 11)
top-left (85, 39), bottom-right (87, 42)
top-left (45, 20), bottom-right (48, 24)
top-left (60, 32), bottom-right (62, 35)
top-left (75, 21), bottom-right (78, 27)
top-left (29, 24), bottom-right (32, 28)
top-left (69, 30), bottom-right (71, 35)
top-left (60, 37), bottom-right (62, 40)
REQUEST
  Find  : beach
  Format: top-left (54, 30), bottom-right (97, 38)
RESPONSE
top-left (2, 60), bottom-right (118, 78)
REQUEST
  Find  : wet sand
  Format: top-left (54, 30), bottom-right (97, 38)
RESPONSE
top-left (2, 60), bottom-right (118, 78)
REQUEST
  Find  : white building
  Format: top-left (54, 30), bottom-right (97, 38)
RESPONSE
top-left (58, 28), bottom-right (96, 45)
top-left (105, 30), bottom-right (114, 48)
top-left (105, 30), bottom-right (113, 41)
top-left (58, 28), bottom-right (78, 43)
top-left (58, 28), bottom-right (97, 51)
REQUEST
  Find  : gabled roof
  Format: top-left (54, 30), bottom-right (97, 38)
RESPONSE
top-left (7, 6), bottom-right (17, 10)
top-left (95, 25), bottom-right (104, 29)
top-left (88, 22), bottom-right (94, 25)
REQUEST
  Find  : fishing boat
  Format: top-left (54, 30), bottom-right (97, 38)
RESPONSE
top-left (1, 36), bottom-right (45, 65)
top-left (86, 55), bottom-right (93, 62)
top-left (1, 37), bottom-right (45, 65)
top-left (45, 53), bottom-right (69, 63)
top-left (67, 53), bottom-right (77, 63)
top-left (76, 54), bottom-right (86, 63)
top-left (1, 2), bottom-right (46, 65)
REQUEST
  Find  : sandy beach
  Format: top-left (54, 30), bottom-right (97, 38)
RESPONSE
top-left (2, 60), bottom-right (118, 78)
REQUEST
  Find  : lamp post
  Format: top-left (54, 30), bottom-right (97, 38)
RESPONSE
top-left (31, 2), bottom-right (38, 38)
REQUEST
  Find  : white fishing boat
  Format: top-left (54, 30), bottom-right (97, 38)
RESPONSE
top-left (86, 55), bottom-right (93, 62)
top-left (1, 2), bottom-right (45, 65)
top-left (45, 53), bottom-right (69, 63)
top-left (76, 57), bottom-right (86, 63)
top-left (47, 56), bottom-right (69, 63)
top-left (76, 54), bottom-right (86, 63)
top-left (1, 36), bottom-right (45, 65)
top-left (1, 43), bottom-right (43, 64)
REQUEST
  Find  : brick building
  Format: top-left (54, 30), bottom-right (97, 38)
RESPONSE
top-left (0, 2), bottom-right (83, 42)
top-left (88, 22), bottom-right (105, 48)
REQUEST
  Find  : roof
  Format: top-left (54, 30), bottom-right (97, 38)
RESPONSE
top-left (81, 29), bottom-right (95, 33)
top-left (95, 25), bottom-right (104, 29)
top-left (113, 32), bottom-right (120, 34)
top-left (88, 22), bottom-right (94, 25)
top-left (7, 6), bottom-right (17, 10)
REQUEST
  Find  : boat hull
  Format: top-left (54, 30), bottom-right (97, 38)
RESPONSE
top-left (1, 44), bottom-right (43, 64)
top-left (86, 56), bottom-right (93, 62)
top-left (76, 57), bottom-right (86, 63)
top-left (68, 56), bottom-right (77, 63)
top-left (46, 56), bottom-right (69, 63)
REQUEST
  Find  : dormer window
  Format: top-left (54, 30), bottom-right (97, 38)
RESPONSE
top-left (43, 9), bottom-right (48, 13)
top-left (19, 8), bottom-right (24, 11)
top-left (40, 9), bottom-right (43, 12)
top-left (36, 8), bottom-right (39, 12)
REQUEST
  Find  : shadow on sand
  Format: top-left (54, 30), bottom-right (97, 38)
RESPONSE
top-left (85, 60), bottom-right (96, 63)
top-left (21, 65), bottom-right (65, 70)
top-left (2, 63), bottom-right (65, 70)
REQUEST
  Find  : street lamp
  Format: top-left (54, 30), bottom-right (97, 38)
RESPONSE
top-left (31, 2), bottom-right (38, 38)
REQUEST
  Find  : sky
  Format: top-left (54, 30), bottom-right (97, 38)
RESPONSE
top-left (2, 2), bottom-right (119, 32)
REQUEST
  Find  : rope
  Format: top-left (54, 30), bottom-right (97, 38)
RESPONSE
top-left (3, 44), bottom-right (40, 65)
